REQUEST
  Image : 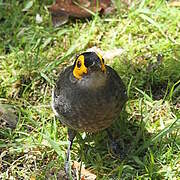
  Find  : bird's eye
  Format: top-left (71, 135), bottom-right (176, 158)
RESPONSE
top-left (77, 61), bottom-right (81, 68)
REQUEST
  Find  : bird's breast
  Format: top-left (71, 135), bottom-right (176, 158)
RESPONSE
top-left (76, 71), bottom-right (107, 90)
top-left (53, 66), bottom-right (127, 132)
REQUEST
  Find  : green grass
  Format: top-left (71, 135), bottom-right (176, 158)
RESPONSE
top-left (0, 0), bottom-right (180, 179)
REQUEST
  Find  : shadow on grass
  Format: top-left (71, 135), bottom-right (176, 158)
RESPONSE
top-left (70, 110), bottom-right (153, 179)
top-left (71, 105), bottom-right (178, 179)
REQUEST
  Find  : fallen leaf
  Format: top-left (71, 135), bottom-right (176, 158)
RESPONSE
top-left (72, 161), bottom-right (96, 180)
top-left (169, 1), bottom-right (180, 7)
top-left (30, 176), bottom-right (36, 180)
top-left (49, 0), bottom-right (112, 27)
top-left (86, 46), bottom-right (124, 64)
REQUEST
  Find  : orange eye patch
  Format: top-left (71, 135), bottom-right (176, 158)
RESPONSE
top-left (97, 53), bottom-right (106, 72)
top-left (73, 52), bottom-right (106, 80)
top-left (73, 55), bottom-right (88, 79)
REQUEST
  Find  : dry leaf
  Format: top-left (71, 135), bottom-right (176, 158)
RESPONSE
top-left (72, 161), bottom-right (96, 180)
top-left (169, 1), bottom-right (180, 7)
top-left (86, 46), bottom-right (124, 63)
top-left (30, 176), bottom-right (36, 180)
top-left (49, 0), bottom-right (112, 27)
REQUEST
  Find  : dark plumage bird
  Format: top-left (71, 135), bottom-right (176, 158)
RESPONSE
top-left (52, 51), bottom-right (127, 177)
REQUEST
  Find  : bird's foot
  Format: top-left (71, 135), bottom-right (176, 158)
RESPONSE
top-left (107, 129), bottom-right (127, 159)
top-left (65, 159), bottom-right (71, 179)
top-left (108, 138), bottom-right (127, 160)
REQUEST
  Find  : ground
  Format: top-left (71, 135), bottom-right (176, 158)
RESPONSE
top-left (0, 0), bottom-right (180, 179)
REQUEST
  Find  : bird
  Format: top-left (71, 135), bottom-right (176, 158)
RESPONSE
top-left (52, 51), bottom-right (127, 177)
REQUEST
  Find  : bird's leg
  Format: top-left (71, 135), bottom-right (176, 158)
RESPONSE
top-left (106, 129), bottom-right (126, 159)
top-left (106, 129), bottom-right (118, 152)
top-left (65, 128), bottom-right (77, 178)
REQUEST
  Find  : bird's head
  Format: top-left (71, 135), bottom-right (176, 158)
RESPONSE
top-left (73, 52), bottom-right (106, 80)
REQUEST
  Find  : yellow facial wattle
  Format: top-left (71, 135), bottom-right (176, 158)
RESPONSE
top-left (73, 52), bottom-right (106, 80)
top-left (97, 53), bottom-right (106, 72)
top-left (73, 55), bottom-right (88, 79)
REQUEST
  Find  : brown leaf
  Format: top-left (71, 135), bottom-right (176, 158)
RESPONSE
top-left (72, 161), bottom-right (96, 180)
top-left (49, 0), bottom-right (111, 27)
